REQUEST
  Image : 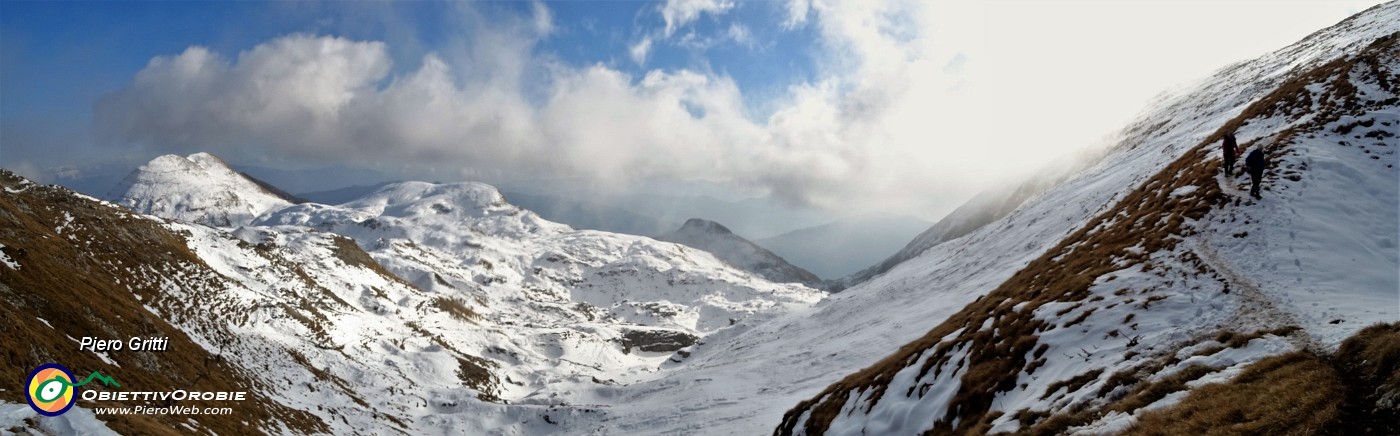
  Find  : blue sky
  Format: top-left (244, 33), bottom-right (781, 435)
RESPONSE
top-left (1, 1), bottom-right (815, 121)
top-left (0, 0), bottom-right (1387, 219)
top-left (2, 1), bottom-right (818, 159)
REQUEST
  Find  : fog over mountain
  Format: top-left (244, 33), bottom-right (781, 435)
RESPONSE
top-left (658, 218), bottom-right (822, 286)
top-left (756, 214), bottom-right (930, 279)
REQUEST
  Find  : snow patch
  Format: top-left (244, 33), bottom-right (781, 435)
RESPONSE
top-left (1168, 185), bottom-right (1198, 197)
top-left (0, 402), bottom-right (120, 435)
top-left (0, 243), bottom-right (17, 270)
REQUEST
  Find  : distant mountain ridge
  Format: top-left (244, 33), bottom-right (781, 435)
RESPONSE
top-left (756, 214), bottom-right (930, 280)
top-left (500, 191), bottom-right (676, 236)
top-left (658, 218), bottom-right (823, 287)
top-left (616, 193), bottom-right (835, 239)
top-left (297, 182), bottom-right (397, 205)
top-left (240, 171), bottom-right (309, 204)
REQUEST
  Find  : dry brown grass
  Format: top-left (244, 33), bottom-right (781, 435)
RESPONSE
top-left (1111, 364), bottom-right (1217, 415)
top-left (1330, 322), bottom-right (1400, 435)
top-left (434, 296), bottom-right (481, 323)
top-left (1014, 363), bottom-right (1217, 435)
top-left (456, 355), bottom-right (501, 403)
top-left (1041, 369), bottom-right (1105, 401)
top-left (1128, 352), bottom-right (1341, 436)
top-left (0, 173), bottom-right (327, 434)
top-left (1334, 323), bottom-right (1400, 395)
top-left (328, 234), bottom-right (421, 291)
top-left (1216, 326), bottom-right (1302, 349)
top-left (1004, 323), bottom-right (1389, 435)
top-left (1024, 323), bottom-right (1400, 436)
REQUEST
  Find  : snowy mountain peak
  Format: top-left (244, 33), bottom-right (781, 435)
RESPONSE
top-left (677, 217), bottom-right (734, 235)
top-left (256, 179), bottom-right (567, 243)
top-left (185, 151), bottom-right (226, 166)
top-left (344, 180), bottom-right (509, 217)
top-left (659, 218), bottom-right (822, 286)
top-left (113, 153), bottom-right (294, 227)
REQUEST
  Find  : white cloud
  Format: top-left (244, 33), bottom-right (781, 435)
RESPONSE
top-left (98, 32), bottom-right (771, 196)
top-left (972, 0), bottom-right (1387, 169)
top-left (98, 35), bottom-right (393, 157)
top-left (93, 1), bottom-right (1004, 218)
top-left (95, 0), bottom-right (1388, 219)
top-left (726, 23), bottom-right (753, 48)
top-left (782, 0), bottom-right (811, 29)
top-left (660, 0), bottom-right (735, 37)
top-left (531, 0), bottom-right (554, 36)
top-left (7, 160), bottom-right (45, 183)
top-left (629, 36), bottom-right (653, 65)
top-left (674, 27), bottom-right (744, 52)
top-left (642, 0), bottom-right (755, 76)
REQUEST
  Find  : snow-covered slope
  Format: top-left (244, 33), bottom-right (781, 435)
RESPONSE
top-left (777, 7), bottom-right (1400, 435)
top-left (1, 401), bottom-right (120, 435)
top-left (657, 218), bottom-right (822, 286)
top-left (831, 153), bottom-right (1101, 291)
top-left (252, 182), bottom-right (823, 333)
top-left (110, 152), bottom-right (295, 227)
top-left (526, 5), bottom-right (1399, 435)
top-left (255, 182), bottom-right (821, 426)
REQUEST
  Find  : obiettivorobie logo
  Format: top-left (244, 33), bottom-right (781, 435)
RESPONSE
top-left (25, 363), bottom-right (120, 416)
top-left (25, 361), bottom-right (248, 418)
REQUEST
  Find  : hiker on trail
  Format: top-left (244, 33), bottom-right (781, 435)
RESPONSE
top-left (1245, 146), bottom-right (1266, 199)
top-left (1222, 131), bottom-right (1239, 175)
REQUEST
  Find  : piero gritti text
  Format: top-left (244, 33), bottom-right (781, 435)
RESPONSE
top-left (79, 336), bottom-right (171, 352)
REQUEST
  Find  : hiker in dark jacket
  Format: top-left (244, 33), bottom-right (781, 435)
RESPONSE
top-left (1245, 146), bottom-right (1266, 199)
top-left (1222, 132), bottom-right (1239, 175)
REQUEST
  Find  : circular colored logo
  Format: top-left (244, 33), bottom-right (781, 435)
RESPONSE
top-left (26, 363), bottom-right (77, 416)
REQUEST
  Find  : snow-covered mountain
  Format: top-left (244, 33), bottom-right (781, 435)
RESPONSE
top-left (657, 218), bottom-right (822, 286)
top-left (756, 213), bottom-right (930, 280)
top-left (615, 193), bottom-right (836, 239)
top-left (777, 6), bottom-right (1400, 435)
top-left (109, 152), bottom-right (298, 227)
top-left (3, 152), bottom-right (823, 433)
